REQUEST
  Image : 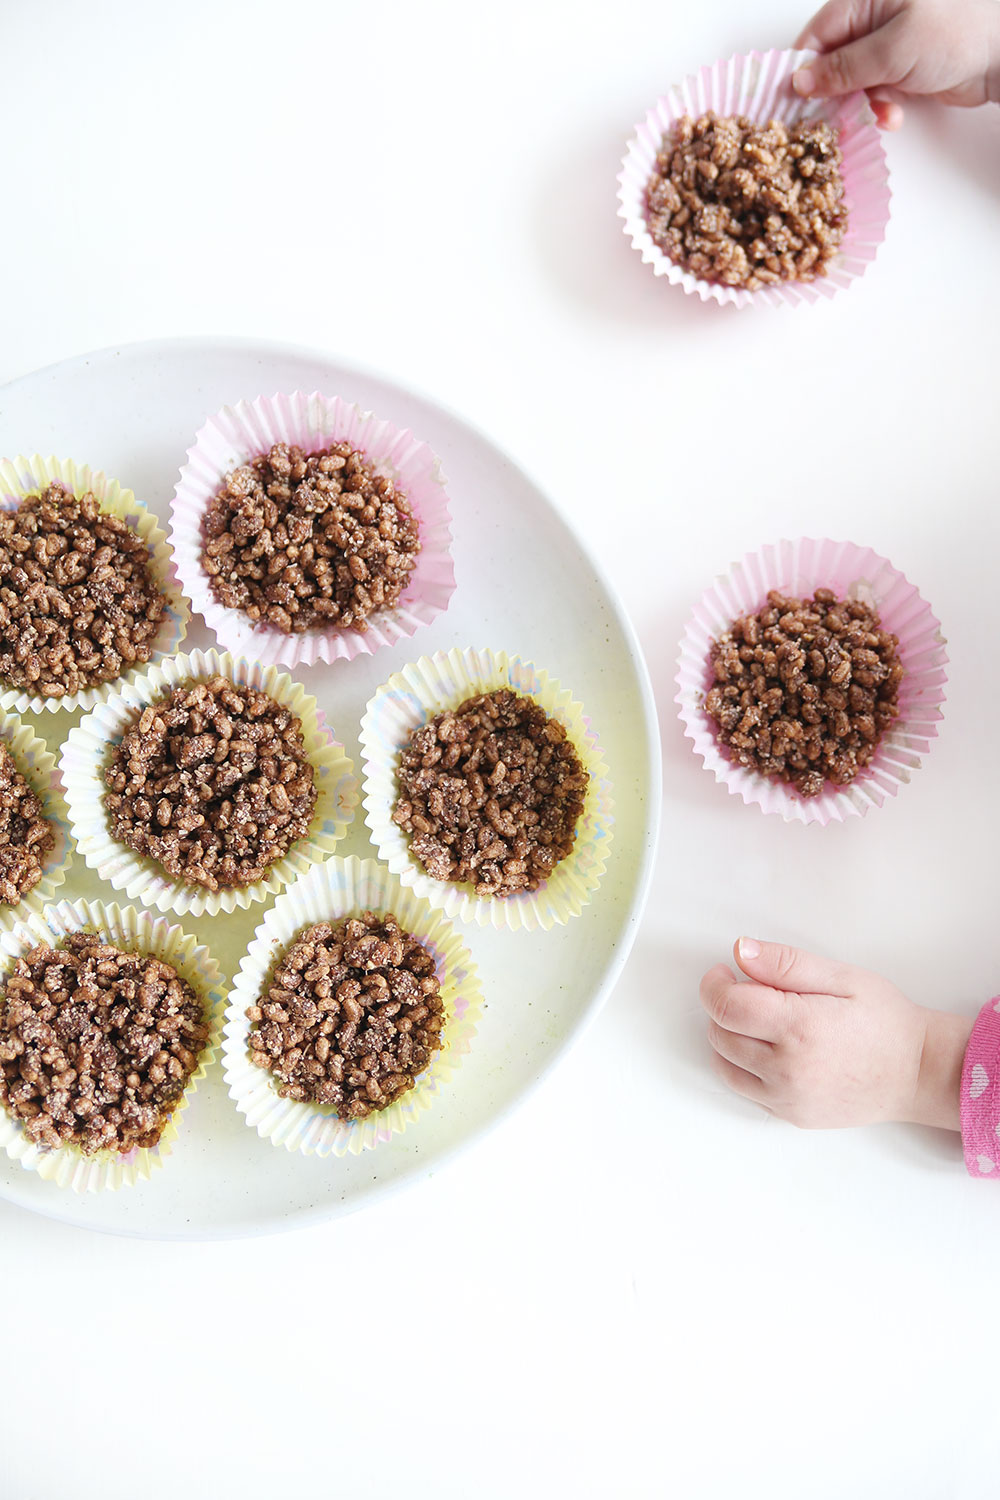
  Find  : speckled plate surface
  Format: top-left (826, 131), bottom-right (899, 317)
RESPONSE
top-left (0, 338), bottom-right (660, 1239)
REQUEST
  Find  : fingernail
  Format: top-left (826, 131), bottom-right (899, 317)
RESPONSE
top-left (793, 68), bottom-right (814, 96)
top-left (738, 937), bottom-right (761, 960)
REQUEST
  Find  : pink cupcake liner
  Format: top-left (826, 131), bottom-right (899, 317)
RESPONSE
top-left (169, 391), bottom-right (456, 670)
top-left (618, 48), bottom-right (891, 308)
top-left (675, 539), bottom-right (947, 825)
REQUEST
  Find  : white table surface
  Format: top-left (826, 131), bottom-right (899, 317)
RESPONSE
top-left (2, 2), bottom-right (999, 1496)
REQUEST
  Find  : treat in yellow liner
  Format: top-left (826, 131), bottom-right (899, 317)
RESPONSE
top-left (223, 856), bottom-right (482, 1157)
top-left (0, 899), bottom-right (223, 1193)
top-left (104, 675), bottom-right (318, 893)
top-left (59, 647), bottom-right (358, 918)
top-left (0, 712), bottom-right (71, 914)
top-left (360, 647), bottom-right (613, 932)
top-left (0, 454), bottom-right (188, 715)
top-left (393, 687), bottom-right (589, 898)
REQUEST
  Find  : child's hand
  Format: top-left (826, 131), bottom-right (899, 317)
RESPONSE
top-left (793, 0), bottom-right (1000, 128)
top-left (699, 938), bottom-right (972, 1130)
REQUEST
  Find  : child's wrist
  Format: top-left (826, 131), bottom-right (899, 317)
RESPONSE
top-left (906, 1009), bottom-right (973, 1131)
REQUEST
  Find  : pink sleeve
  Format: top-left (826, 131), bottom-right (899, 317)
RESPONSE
top-left (961, 997), bottom-right (1000, 1178)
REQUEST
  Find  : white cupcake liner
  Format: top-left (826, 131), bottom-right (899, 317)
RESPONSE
top-left (0, 898), bottom-right (223, 1192)
top-left (223, 855), bottom-right (482, 1157)
top-left (0, 454), bottom-right (189, 714)
top-left (0, 713), bottom-right (71, 916)
top-left (618, 48), bottom-right (891, 308)
top-left (360, 647), bottom-right (614, 931)
top-left (60, 647), bottom-right (358, 917)
top-left (169, 391), bottom-right (456, 670)
top-left (676, 538), bottom-right (947, 824)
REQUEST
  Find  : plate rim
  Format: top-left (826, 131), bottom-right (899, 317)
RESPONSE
top-left (0, 334), bottom-right (663, 1240)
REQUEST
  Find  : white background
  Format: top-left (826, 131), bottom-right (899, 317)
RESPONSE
top-left (2, 1), bottom-right (999, 1496)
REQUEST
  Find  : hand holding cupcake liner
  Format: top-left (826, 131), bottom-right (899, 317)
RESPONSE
top-left (618, 48), bottom-right (891, 307)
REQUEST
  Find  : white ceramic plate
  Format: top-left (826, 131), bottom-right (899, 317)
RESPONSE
top-left (0, 338), bottom-right (660, 1239)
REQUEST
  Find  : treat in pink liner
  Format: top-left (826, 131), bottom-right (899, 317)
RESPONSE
top-left (169, 391), bottom-right (455, 670)
top-left (675, 539), bottom-right (947, 825)
top-left (618, 48), bottom-right (891, 308)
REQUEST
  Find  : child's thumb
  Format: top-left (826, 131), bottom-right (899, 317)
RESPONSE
top-left (733, 937), bottom-right (849, 996)
top-left (793, 32), bottom-right (895, 99)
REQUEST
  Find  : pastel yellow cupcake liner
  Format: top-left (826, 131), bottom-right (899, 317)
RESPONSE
top-left (0, 898), bottom-right (223, 1193)
top-left (59, 647), bottom-right (359, 917)
top-left (0, 713), bottom-right (72, 916)
top-left (360, 647), bottom-right (614, 931)
top-left (0, 455), bottom-right (190, 715)
top-left (223, 855), bottom-right (482, 1156)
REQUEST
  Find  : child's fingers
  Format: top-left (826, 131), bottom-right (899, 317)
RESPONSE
top-left (793, 22), bottom-right (904, 99)
top-left (733, 937), bottom-right (852, 997)
top-left (868, 89), bottom-right (905, 128)
top-left (699, 963), bottom-right (789, 1041)
top-left (710, 1050), bottom-right (772, 1109)
top-left (706, 1019), bottom-right (773, 1076)
top-left (794, 0), bottom-right (867, 53)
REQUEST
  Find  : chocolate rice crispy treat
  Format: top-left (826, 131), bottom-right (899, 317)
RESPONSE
top-left (200, 441), bottom-right (421, 634)
top-left (247, 913), bottom-right (444, 1118)
top-left (0, 933), bottom-right (209, 1154)
top-left (392, 688), bottom-right (589, 897)
top-left (103, 675), bottom-right (317, 891)
top-left (0, 483), bottom-right (167, 698)
top-left (705, 588), bottom-right (903, 798)
top-left (645, 112), bottom-right (846, 290)
top-left (0, 740), bottom-right (55, 906)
